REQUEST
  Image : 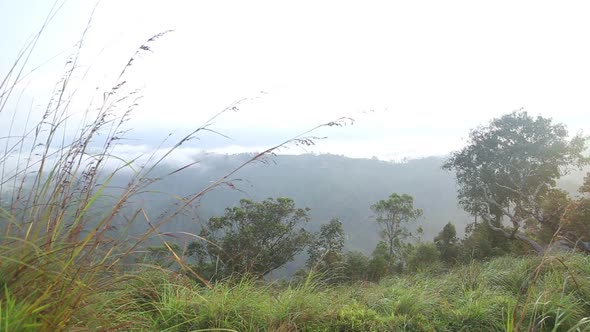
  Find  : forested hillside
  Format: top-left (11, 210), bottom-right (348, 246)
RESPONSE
top-left (117, 152), bottom-right (587, 248)
top-left (114, 154), bottom-right (470, 252)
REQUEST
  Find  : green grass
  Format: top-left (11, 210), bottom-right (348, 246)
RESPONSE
top-left (83, 254), bottom-right (590, 331)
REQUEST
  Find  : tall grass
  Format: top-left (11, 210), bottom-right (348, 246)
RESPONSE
top-left (0, 5), bottom-right (352, 330)
top-left (89, 254), bottom-right (590, 331)
top-left (0, 5), bottom-right (196, 325)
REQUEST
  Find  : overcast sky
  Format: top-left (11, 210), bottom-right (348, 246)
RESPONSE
top-left (2, 0), bottom-right (589, 160)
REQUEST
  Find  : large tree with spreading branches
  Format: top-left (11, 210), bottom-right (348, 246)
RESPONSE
top-left (188, 197), bottom-right (311, 279)
top-left (443, 111), bottom-right (588, 253)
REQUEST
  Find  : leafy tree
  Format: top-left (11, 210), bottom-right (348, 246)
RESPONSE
top-left (307, 218), bottom-right (345, 281)
top-left (524, 188), bottom-right (570, 244)
top-left (370, 193), bottom-right (423, 268)
top-left (189, 197), bottom-right (311, 279)
top-left (443, 111), bottom-right (588, 253)
top-left (528, 175), bottom-right (590, 252)
top-left (569, 173), bottom-right (590, 249)
top-left (406, 242), bottom-right (440, 273)
top-left (460, 220), bottom-right (526, 261)
top-left (434, 222), bottom-right (459, 265)
top-left (343, 251), bottom-right (370, 282)
top-left (367, 241), bottom-right (391, 281)
top-left (561, 198), bottom-right (590, 251)
top-left (576, 172), bottom-right (590, 248)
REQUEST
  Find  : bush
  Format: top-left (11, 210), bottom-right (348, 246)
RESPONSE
top-left (407, 243), bottom-right (441, 273)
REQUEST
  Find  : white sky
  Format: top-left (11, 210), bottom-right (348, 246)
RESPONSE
top-left (1, 0), bottom-right (589, 160)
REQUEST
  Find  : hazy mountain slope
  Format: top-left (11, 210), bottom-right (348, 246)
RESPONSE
top-left (132, 153), bottom-right (473, 253)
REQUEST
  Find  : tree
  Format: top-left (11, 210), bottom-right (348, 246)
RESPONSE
top-left (443, 111), bottom-right (588, 254)
top-left (434, 222), bottom-right (459, 265)
top-left (189, 197), bottom-right (311, 279)
top-left (370, 193), bottom-right (423, 267)
top-left (307, 218), bottom-right (345, 281)
top-left (528, 174), bottom-right (590, 252)
top-left (460, 219), bottom-right (526, 261)
top-left (524, 188), bottom-right (571, 244)
top-left (367, 241), bottom-right (391, 281)
top-left (406, 242), bottom-right (440, 273)
top-left (560, 198), bottom-right (590, 252)
top-left (343, 251), bottom-right (370, 282)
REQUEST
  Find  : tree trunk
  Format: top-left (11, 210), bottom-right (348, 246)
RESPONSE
top-left (487, 221), bottom-right (545, 254)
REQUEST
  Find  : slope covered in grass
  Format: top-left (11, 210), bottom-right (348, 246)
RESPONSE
top-left (72, 253), bottom-right (590, 331)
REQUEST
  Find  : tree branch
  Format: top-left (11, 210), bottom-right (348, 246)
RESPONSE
top-left (485, 218), bottom-right (545, 254)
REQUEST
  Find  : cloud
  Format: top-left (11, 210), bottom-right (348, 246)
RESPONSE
top-left (3, 0), bottom-right (590, 164)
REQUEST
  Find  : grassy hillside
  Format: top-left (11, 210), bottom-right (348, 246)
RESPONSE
top-left (6, 253), bottom-right (587, 331)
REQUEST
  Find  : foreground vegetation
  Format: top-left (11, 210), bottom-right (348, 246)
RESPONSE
top-left (5, 253), bottom-right (588, 331)
top-left (2, 5), bottom-right (590, 331)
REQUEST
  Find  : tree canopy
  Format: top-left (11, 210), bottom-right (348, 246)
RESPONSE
top-left (189, 197), bottom-right (311, 279)
top-left (434, 222), bottom-right (459, 264)
top-left (443, 111), bottom-right (588, 253)
top-left (307, 218), bottom-right (345, 268)
top-left (370, 193), bottom-right (422, 265)
top-left (306, 218), bottom-right (346, 283)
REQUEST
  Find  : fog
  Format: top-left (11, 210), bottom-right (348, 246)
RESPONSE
top-left (2, 0), bottom-right (590, 162)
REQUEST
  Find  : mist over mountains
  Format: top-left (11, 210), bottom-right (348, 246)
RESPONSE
top-left (102, 150), bottom-right (587, 278)
top-left (117, 153), bottom-right (471, 251)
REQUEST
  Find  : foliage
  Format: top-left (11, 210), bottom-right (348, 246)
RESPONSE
top-left (338, 244), bottom-right (393, 284)
top-left (96, 253), bottom-right (590, 331)
top-left (190, 197), bottom-right (312, 280)
top-left (525, 176), bottom-right (590, 252)
top-left (370, 193), bottom-right (423, 269)
top-left (444, 111), bottom-right (589, 253)
top-left (561, 196), bottom-right (590, 247)
top-left (343, 251), bottom-right (370, 282)
top-left (307, 218), bottom-right (346, 282)
top-left (434, 222), bottom-right (460, 265)
top-left (406, 242), bottom-right (441, 272)
top-left (460, 219), bottom-right (529, 261)
top-left (0, 286), bottom-right (41, 332)
top-left (368, 241), bottom-right (392, 281)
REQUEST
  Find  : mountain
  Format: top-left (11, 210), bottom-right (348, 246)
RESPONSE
top-left (122, 153), bottom-right (473, 254)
